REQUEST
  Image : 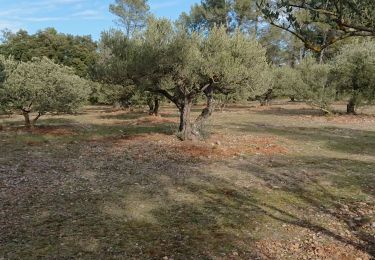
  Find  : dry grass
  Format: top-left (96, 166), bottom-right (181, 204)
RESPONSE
top-left (0, 102), bottom-right (374, 259)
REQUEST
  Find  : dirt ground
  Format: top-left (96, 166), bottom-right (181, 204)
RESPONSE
top-left (1, 102), bottom-right (374, 259)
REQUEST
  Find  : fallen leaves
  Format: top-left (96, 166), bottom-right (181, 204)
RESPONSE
top-left (108, 133), bottom-right (288, 162)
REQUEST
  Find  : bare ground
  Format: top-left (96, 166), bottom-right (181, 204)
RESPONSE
top-left (0, 102), bottom-right (374, 259)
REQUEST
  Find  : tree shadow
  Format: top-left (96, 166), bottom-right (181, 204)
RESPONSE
top-left (0, 141), bottom-right (267, 259)
top-left (1, 117), bottom-right (177, 144)
top-left (100, 112), bottom-right (147, 121)
top-left (256, 107), bottom-right (326, 116)
top-left (228, 155), bottom-right (375, 256)
top-left (2, 135), bottom-right (374, 258)
top-left (230, 122), bottom-right (375, 156)
top-left (2, 114), bottom-right (374, 258)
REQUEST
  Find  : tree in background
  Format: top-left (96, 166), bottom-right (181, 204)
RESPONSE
top-left (103, 1), bottom-right (165, 111)
top-left (92, 28), bottom-right (150, 109)
top-left (0, 28), bottom-right (97, 77)
top-left (271, 65), bottom-right (302, 100)
top-left (271, 58), bottom-right (335, 112)
top-left (0, 55), bottom-right (18, 114)
top-left (330, 40), bottom-right (375, 114)
top-left (110, 0), bottom-right (150, 37)
top-left (179, 0), bottom-right (261, 35)
top-left (295, 57), bottom-right (334, 112)
top-left (258, 0), bottom-right (375, 54)
top-left (0, 56), bottom-right (90, 128)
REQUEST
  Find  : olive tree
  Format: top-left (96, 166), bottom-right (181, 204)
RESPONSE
top-left (92, 29), bottom-right (155, 110)
top-left (295, 58), bottom-right (335, 112)
top-left (330, 41), bottom-right (375, 114)
top-left (193, 26), bottom-right (270, 135)
top-left (137, 20), bottom-right (270, 140)
top-left (1, 57), bottom-right (90, 128)
top-left (271, 58), bottom-right (335, 112)
top-left (99, 17), bottom-right (269, 140)
top-left (0, 55), bottom-right (17, 114)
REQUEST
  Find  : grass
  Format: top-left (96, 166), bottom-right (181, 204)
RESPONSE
top-left (0, 102), bottom-right (374, 259)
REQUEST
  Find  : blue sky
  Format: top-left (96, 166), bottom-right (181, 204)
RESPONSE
top-left (0, 0), bottom-right (199, 40)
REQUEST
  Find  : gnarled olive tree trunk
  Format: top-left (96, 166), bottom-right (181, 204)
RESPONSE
top-left (153, 97), bottom-right (160, 116)
top-left (192, 85), bottom-right (215, 138)
top-left (148, 97), bottom-right (160, 116)
top-left (22, 110), bottom-right (42, 129)
top-left (22, 111), bottom-right (32, 129)
top-left (347, 98), bottom-right (356, 114)
top-left (178, 97), bottom-right (193, 140)
top-left (177, 85), bottom-right (215, 141)
top-left (347, 91), bottom-right (359, 114)
top-left (157, 83), bottom-right (214, 141)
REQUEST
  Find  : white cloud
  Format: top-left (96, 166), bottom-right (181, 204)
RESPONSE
top-left (0, 20), bottom-right (22, 32)
top-left (0, 0), bottom-right (108, 30)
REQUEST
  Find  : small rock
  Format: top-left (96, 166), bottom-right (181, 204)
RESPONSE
top-left (371, 222), bottom-right (375, 227)
top-left (215, 141), bottom-right (221, 145)
top-left (232, 251), bottom-right (238, 256)
top-left (163, 257), bottom-right (168, 260)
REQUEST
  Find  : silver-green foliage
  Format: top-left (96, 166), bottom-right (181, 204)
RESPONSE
top-left (97, 18), bottom-right (270, 139)
top-left (0, 55), bottom-right (18, 113)
top-left (1, 56), bottom-right (90, 124)
top-left (271, 65), bottom-right (302, 98)
top-left (143, 23), bottom-right (270, 139)
top-left (272, 58), bottom-right (335, 111)
top-left (330, 41), bottom-right (375, 110)
top-left (201, 27), bottom-right (270, 98)
top-left (295, 58), bottom-right (335, 111)
top-left (143, 24), bottom-right (270, 102)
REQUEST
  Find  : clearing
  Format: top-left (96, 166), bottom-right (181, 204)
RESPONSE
top-left (1, 102), bottom-right (374, 259)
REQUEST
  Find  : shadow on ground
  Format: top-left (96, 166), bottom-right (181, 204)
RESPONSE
top-left (256, 107), bottom-right (326, 117)
top-left (1, 106), bottom-right (374, 259)
top-left (228, 122), bottom-right (375, 156)
top-left (1, 134), bottom-right (374, 258)
top-left (230, 156), bottom-right (375, 255)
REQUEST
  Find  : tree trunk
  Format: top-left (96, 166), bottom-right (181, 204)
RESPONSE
top-left (254, 18), bottom-right (258, 39)
top-left (23, 111), bottom-right (31, 129)
top-left (178, 98), bottom-right (193, 140)
top-left (259, 89), bottom-right (273, 106)
top-left (153, 97), bottom-right (160, 116)
top-left (192, 85), bottom-right (215, 138)
top-left (179, 98), bottom-right (193, 141)
top-left (148, 97), bottom-right (160, 116)
top-left (299, 47), bottom-right (306, 62)
top-left (32, 113), bottom-right (42, 126)
top-left (318, 27), bottom-right (328, 64)
top-left (264, 89), bottom-right (273, 105)
top-left (347, 99), bottom-right (356, 114)
top-left (148, 98), bottom-right (155, 115)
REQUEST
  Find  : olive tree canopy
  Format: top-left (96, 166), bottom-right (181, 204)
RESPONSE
top-left (330, 40), bottom-right (375, 114)
top-left (0, 56), bottom-right (90, 128)
top-left (136, 20), bottom-right (270, 139)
